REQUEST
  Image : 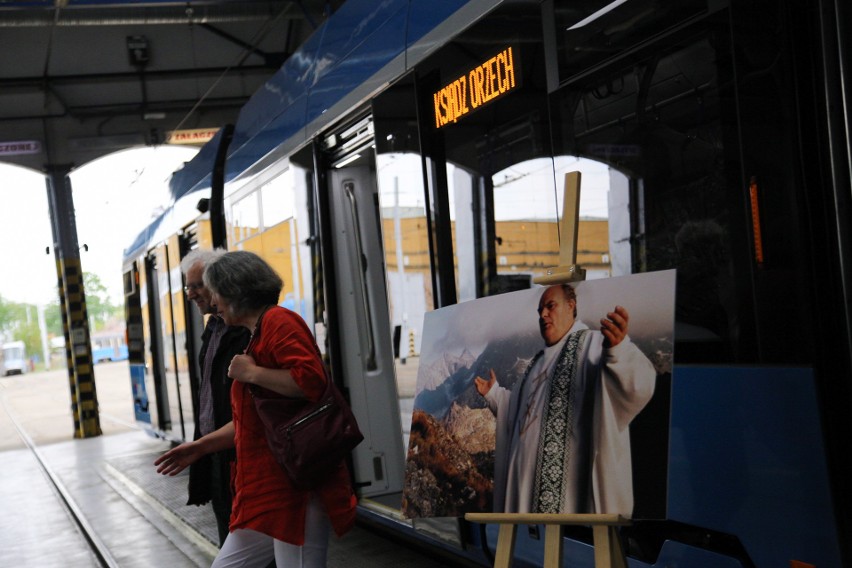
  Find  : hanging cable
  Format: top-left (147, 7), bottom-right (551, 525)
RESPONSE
top-left (170, 5), bottom-right (295, 134)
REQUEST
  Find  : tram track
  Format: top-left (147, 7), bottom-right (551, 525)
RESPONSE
top-left (0, 392), bottom-right (120, 568)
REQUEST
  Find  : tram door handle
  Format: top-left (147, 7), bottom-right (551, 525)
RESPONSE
top-left (344, 180), bottom-right (377, 371)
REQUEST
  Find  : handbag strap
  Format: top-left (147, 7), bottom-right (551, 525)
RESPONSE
top-left (245, 304), bottom-right (274, 354)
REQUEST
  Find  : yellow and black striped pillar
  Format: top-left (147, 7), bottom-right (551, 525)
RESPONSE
top-left (46, 164), bottom-right (102, 439)
top-left (54, 257), bottom-right (80, 436)
top-left (63, 258), bottom-right (101, 438)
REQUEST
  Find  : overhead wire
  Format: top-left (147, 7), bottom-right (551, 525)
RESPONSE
top-left (170, 4), bottom-right (296, 134)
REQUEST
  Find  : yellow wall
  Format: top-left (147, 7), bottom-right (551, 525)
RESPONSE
top-left (381, 216), bottom-right (611, 280)
top-left (492, 218), bottom-right (610, 274)
top-left (235, 219), bottom-right (301, 304)
top-left (234, 214), bottom-right (610, 305)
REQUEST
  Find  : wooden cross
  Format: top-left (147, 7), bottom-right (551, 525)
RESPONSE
top-left (533, 171), bottom-right (587, 285)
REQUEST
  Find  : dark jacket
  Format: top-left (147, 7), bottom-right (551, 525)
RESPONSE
top-left (187, 318), bottom-right (250, 506)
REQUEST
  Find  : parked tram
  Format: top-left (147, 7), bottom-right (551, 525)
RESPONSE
top-left (1, 340), bottom-right (28, 376)
top-left (122, 0), bottom-right (852, 566)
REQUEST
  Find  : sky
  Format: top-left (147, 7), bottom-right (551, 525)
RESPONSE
top-left (0, 146), bottom-right (198, 306)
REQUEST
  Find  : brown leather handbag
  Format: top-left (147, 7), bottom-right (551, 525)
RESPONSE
top-left (251, 374), bottom-right (364, 490)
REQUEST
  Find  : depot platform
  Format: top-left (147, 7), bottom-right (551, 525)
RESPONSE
top-left (0, 365), bottom-right (476, 568)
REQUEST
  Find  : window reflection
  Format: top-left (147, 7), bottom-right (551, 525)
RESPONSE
top-left (375, 153), bottom-right (433, 358)
top-left (487, 156), bottom-right (630, 286)
top-left (552, 30), bottom-right (740, 362)
top-left (374, 152), bottom-right (431, 448)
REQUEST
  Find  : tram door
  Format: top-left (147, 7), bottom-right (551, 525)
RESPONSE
top-left (143, 241), bottom-right (193, 441)
top-left (179, 225), bottom-right (207, 432)
top-left (323, 116), bottom-right (407, 500)
top-left (142, 249), bottom-right (171, 433)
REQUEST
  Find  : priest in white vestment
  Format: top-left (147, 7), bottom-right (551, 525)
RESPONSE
top-left (475, 284), bottom-right (656, 515)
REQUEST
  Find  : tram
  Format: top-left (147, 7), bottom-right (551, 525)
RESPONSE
top-left (122, 0), bottom-right (851, 566)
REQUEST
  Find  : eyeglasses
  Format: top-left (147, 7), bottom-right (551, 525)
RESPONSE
top-left (183, 283), bottom-right (204, 293)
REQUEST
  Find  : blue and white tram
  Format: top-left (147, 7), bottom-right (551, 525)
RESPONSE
top-left (123, 0), bottom-right (851, 566)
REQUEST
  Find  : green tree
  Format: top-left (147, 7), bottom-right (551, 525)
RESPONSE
top-left (17, 318), bottom-right (41, 364)
top-left (83, 272), bottom-right (123, 332)
top-left (0, 294), bottom-right (13, 338)
top-left (0, 295), bottom-right (26, 340)
top-left (0, 297), bottom-right (43, 359)
top-left (43, 300), bottom-right (62, 335)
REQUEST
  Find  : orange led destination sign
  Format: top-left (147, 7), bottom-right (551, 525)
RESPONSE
top-left (433, 46), bottom-right (518, 129)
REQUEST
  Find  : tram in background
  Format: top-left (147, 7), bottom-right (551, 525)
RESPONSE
top-left (121, 0), bottom-right (852, 566)
top-left (90, 330), bottom-right (129, 364)
top-left (1, 340), bottom-right (28, 376)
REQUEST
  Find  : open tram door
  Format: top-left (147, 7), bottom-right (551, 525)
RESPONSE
top-left (313, 89), bottom-right (468, 548)
top-left (316, 114), bottom-right (408, 504)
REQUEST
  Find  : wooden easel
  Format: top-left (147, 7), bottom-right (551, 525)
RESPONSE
top-left (466, 172), bottom-right (631, 568)
top-left (464, 513), bottom-right (629, 568)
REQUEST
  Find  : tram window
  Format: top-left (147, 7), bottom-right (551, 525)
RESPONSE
top-left (547, 0), bottom-right (706, 88)
top-left (231, 191), bottom-right (260, 244)
top-left (374, 151), bottom-right (433, 355)
top-left (260, 174), bottom-right (295, 229)
top-left (416, 2), bottom-right (753, 362)
top-left (551, 30), bottom-right (742, 364)
top-left (225, 166), bottom-right (315, 324)
top-left (442, 164), bottom-right (470, 302)
top-left (417, 1), bottom-right (555, 303)
top-left (489, 156), bottom-right (621, 286)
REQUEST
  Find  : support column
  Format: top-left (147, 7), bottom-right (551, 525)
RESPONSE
top-left (45, 164), bottom-right (102, 439)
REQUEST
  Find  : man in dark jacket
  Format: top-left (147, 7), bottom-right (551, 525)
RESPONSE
top-left (180, 248), bottom-right (250, 546)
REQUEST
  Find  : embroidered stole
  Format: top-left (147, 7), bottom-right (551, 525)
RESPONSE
top-left (532, 329), bottom-right (590, 513)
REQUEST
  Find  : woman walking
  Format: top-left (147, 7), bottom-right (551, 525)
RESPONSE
top-left (155, 250), bottom-right (356, 567)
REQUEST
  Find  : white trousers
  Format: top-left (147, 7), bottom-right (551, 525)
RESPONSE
top-left (212, 495), bottom-right (331, 568)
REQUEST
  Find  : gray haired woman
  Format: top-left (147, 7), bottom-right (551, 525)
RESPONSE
top-left (156, 250), bottom-right (356, 568)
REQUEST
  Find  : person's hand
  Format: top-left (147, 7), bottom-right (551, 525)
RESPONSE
top-left (474, 369), bottom-right (497, 396)
top-left (154, 442), bottom-right (203, 476)
top-left (601, 305), bottom-right (629, 348)
top-left (228, 353), bottom-right (257, 383)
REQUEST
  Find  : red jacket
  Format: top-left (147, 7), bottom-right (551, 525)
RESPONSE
top-left (229, 306), bottom-right (357, 544)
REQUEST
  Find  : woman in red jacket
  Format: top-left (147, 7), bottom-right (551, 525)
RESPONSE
top-left (155, 250), bottom-right (356, 567)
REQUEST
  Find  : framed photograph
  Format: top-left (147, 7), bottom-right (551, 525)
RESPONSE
top-left (403, 270), bottom-right (675, 519)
